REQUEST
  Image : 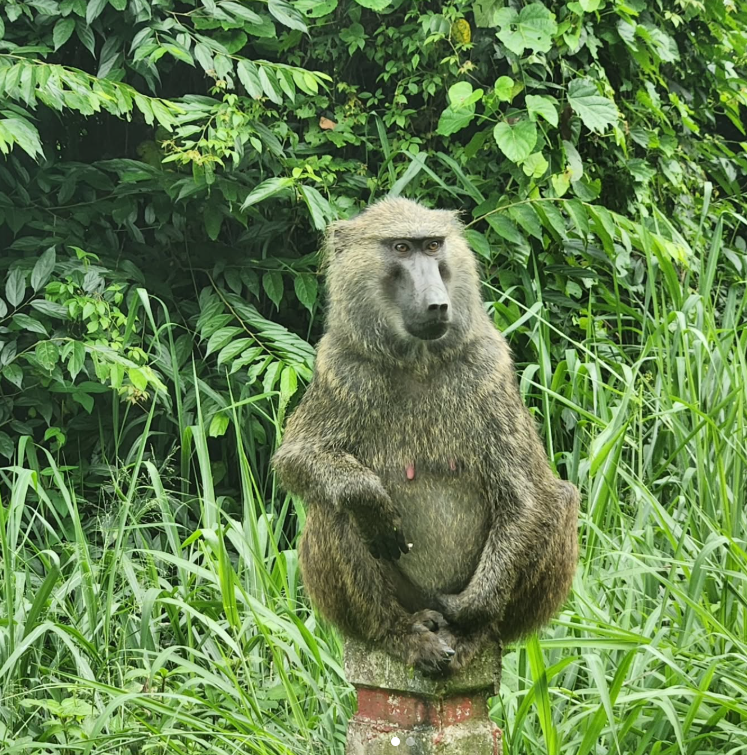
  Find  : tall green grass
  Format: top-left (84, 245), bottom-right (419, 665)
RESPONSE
top-left (1, 221), bottom-right (746, 754)
top-left (494, 217), bottom-right (747, 753)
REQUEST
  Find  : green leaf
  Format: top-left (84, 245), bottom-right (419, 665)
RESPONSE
top-left (522, 152), bottom-right (549, 178)
top-left (193, 43), bottom-right (214, 73)
top-left (268, 0), bottom-right (308, 32)
top-left (628, 158), bottom-right (656, 183)
top-left (464, 229), bottom-right (492, 259)
top-left (437, 105), bottom-right (476, 136)
top-left (279, 364), bottom-right (298, 408)
top-left (580, 0), bottom-right (602, 9)
top-left (53, 18), bottom-right (75, 50)
top-left (495, 3), bottom-right (557, 56)
top-left (35, 341), bottom-right (59, 371)
top-left (508, 204), bottom-right (543, 240)
top-left (110, 0), bottom-right (127, 9)
top-left (566, 199), bottom-right (589, 235)
top-left (217, 338), bottom-right (254, 367)
top-left (474, 0), bottom-right (501, 27)
top-left (493, 120), bottom-right (537, 162)
top-left (76, 22), bottom-right (96, 55)
top-left (294, 273), bottom-right (318, 312)
top-left (263, 271), bottom-right (284, 309)
top-left (222, 1), bottom-right (262, 23)
top-left (241, 177), bottom-right (294, 210)
top-left (31, 247), bottom-right (56, 291)
top-left (68, 341), bottom-right (86, 379)
top-left (0, 299), bottom-right (7, 318)
top-left (206, 327), bottom-right (244, 357)
top-left (296, 0), bottom-right (338, 17)
top-left (551, 172), bottom-right (570, 197)
top-left (86, 0), bottom-right (108, 24)
top-left (0, 431), bottom-right (13, 459)
top-left (204, 204), bottom-right (223, 241)
top-left (447, 81), bottom-right (483, 108)
top-left (526, 94), bottom-right (558, 127)
top-left (1, 117), bottom-right (43, 159)
top-left (258, 66), bottom-right (283, 104)
top-left (5, 268), bottom-right (25, 307)
top-left (72, 390), bottom-right (94, 413)
top-left (3, 364), bottom-right (23, 388)
top-left (354, 0), bottom-right (393, 9)
top-left (237, 60), bottom-right (263, 99)
top-left (299, 185), bottom-right (331, 230)
top-left (494, 76), bottom-right (514, 102)
top-left (13, 313), bottom-right (48, 335)
top-left (563, 140), bottom-right (584, 180)
top-left (209, 412), bottom-right (230, 438)
top-left (486, 214), bottom-right (525, 246)
top-left (567, 78), bottom-right (618, 133)
top-left (129, 367), bottom-right (148, 391)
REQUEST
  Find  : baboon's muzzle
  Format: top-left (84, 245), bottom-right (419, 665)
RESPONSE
top-left (397, 253), bottom-right (452, 341)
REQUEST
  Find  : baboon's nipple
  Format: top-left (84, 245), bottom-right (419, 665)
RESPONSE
top-left (405, 463), bottom-right (416, 481)
top-left (449, 459), bottom-right (457, 472)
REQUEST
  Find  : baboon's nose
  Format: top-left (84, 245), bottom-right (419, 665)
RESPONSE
top-left (427, 302), bottom-right (449, 314)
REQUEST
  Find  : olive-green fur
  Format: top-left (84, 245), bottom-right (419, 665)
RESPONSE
top-left (273, 198), bottom-right (580, 674)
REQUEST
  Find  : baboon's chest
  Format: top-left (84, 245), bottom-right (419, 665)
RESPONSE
top-left (352, 370), bottom-right (492, 595)
top-left (384, 467), bottom-right (490, 596)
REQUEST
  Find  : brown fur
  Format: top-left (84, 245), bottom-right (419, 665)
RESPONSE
top-left (273, 198), bottom-right (580, 674)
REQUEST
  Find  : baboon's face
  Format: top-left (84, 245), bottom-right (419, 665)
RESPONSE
top-left (380, 236), bottom-right (452, 341)
top-left (326, 199), bottom-right (482, 357)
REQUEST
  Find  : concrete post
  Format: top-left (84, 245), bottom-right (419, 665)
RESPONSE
top-left (344, 639), bottom-right (502, 755)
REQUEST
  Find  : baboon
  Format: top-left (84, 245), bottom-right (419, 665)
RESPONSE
top-left (273, 198), bottom-right (579, 674)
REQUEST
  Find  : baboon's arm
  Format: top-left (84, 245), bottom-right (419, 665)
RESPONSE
top-left (272, 379), bottom-right (409, 560)
top-left (439, 475), bottom-right (577, 626)
top-left (272, 378), bottom-right (373, 505)
top-left (439, 373), bottom-right (579, 626)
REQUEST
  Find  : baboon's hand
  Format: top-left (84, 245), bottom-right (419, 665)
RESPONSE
top-left (347, 481), bottom-right (409, 561)
top-left (366, 511), bottom-right (410, 561)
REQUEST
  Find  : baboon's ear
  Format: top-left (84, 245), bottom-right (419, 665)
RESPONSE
top-left (323, 220), bottom-right (348, 263)
top-left (446, 209), bottom-right (465, 229)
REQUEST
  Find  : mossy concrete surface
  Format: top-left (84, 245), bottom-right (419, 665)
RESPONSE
top-left (344, 639), bottom-right (502, 754)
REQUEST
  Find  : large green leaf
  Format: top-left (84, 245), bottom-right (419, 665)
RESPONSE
top-left (53, 18), bottom-right (75, 50)
top-left (294, 273), bottom-right (318, 312)
top-left (354, 0), bottom-right (393, 9)
top-left (567, 78), bottom-right (618, 133)
top-left (5, 268), bottom-right (25, 307)
top-left (493, 120), bottom-right (538, 162)
top-left (35, 342), bottom-right (59, 371)
top-left (296, 0), bottom-right (338, 17)
top-left (268, 0), bottom-right (308, 31)
top-left (495, 3), bottom-right (557, 55)
top-left (31, 247), bottom-right (56, 292)
top-left (241, 177), bottom-right (294, 210)
top-left (526, 94), bottom-right (558, 127)
top-left (299, 185), bottom-right (331, 230)
top-left (437, 82), bottom-right (483, 136)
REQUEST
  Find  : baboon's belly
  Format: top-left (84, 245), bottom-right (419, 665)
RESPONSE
top-left (390, 476), bottom-right (490, 595)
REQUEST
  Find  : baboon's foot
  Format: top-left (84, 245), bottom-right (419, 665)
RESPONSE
top-left (443, 629), bottom-right (490, 673)
top-left (395, 610), bottom-right (456, 675)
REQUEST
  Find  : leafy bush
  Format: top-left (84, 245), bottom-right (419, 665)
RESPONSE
top-left (1, 0), bottom-right (747, 752)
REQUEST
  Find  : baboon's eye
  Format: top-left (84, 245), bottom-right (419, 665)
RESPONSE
top-left (425, 239), bottom-right (442, 253)
top-left (393, 241), bottom-right (410, 254)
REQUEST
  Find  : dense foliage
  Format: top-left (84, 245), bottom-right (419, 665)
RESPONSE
top-left (1, 0), bottom-right (746, 752)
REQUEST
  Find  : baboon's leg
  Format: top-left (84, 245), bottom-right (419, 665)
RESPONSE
top-left (498, 494), bottom-right (579, 642)
top-left (299, 504), bottom-right (455, 674)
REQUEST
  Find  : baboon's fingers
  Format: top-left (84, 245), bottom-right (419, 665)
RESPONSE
top-left (395, 528), bottom-right (410, 555)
